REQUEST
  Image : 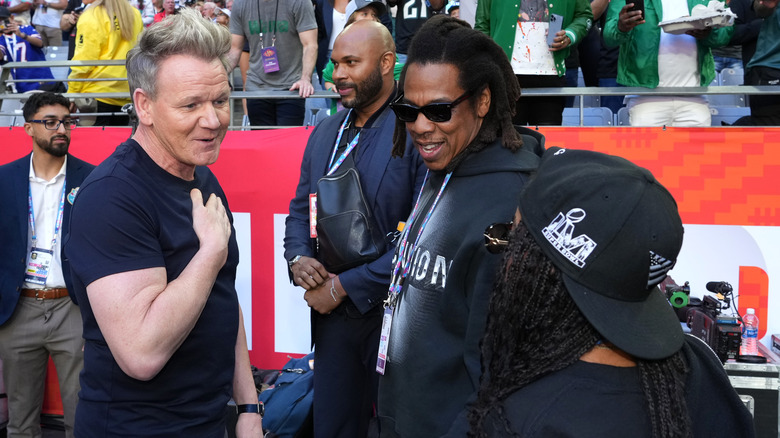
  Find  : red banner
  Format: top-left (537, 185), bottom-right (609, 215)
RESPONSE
top-left (4, 126), bottom-right (780, 414)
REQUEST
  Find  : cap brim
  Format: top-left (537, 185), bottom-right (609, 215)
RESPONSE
top-left (562, 275), bottom-right (684, 360)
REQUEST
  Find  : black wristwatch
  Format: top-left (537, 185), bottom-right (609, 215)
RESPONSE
top-left (236, 402), bottom-right (264, 417)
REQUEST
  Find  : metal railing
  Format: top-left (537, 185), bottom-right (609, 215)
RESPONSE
top-left (3, 59), bottom-right (780, 128)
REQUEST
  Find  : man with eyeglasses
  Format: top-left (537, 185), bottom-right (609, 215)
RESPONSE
top-left (0, 91), bottom-right (93, 438)
top-left (284, 20), bottom-right (425, 437)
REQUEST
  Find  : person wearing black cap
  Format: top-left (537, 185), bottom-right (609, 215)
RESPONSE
top-left (468, 147), bottom-right (755, 437)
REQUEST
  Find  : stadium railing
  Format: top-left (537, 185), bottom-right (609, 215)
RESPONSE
top-left (3, 59), bottom-right (780, 128)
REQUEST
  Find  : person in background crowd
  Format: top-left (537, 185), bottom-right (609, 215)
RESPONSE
top-left (377, 15), bottom-right (544, 438)
top-left (711, 0), bottom-right (743, 71)
top-left (67, 0), bottom-right (142, 126)
top-left (153, 0), bottom-right (174, 22)
top-left (201, 0), bottom-right (215, 19)
top-left (457, 0), bottom-right (476, 25)
top-left (140, 0), bottom-right (160, 25)
top-left (192, 0), bottom-right (203, 14)
top-left (31, 0), bottom-right (65, 46)
top-left (65, 9), bottom-right (262, 437)
top-left (214, 5), bottom-right (228, 26)
top-left (59, 0), bottom-right (83, 59)
top-left (387, 0), bottom-right (445, 64)
top-left (476, 0), bottom-right (594, 126)
top-left (728, 0), bottom-right (763, 74)
top-left (314, 0), bottom-right (349, 81)
top-left (563, 0), bottom-right (608, 107)
top-left (1, 8), bottom-right (58, 92)
top-left (596, 10), bottom-right (624, 114)
top-left (285, 20), bottom-right (424, 438)
top-left (314, 0), bottom-right (391, 83)
top-left (734, 0), bottom-right (779, 125)
top-left (228, 0), bottom-right (318, 127)
top-left (0, 91), bottom-right (93, 438)
top-left (2, 0), bottom-right (31, 25)
top-left (468, 147), bottom-right (755, 438)
top-left (446, 0), bottom-right (460, 18)
top-left (603, 0), bottom-right (732, 126)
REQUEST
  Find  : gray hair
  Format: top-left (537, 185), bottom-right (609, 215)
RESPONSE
top-left (126, 7), bottom-right (231, 101)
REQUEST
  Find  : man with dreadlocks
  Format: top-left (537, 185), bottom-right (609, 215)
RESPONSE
top-left (376, 14), bottom-right (544, 438)
top-left (469, 147), bottom-right (754, 437)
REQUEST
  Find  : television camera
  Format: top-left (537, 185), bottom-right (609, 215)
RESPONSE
top-left (665, 281), bottom-right (742, 363)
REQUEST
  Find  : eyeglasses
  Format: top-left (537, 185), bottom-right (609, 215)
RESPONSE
top-left (390, 90), bottom-right (472, 123)
top-left (484, 222), bottom-right (513, 254)
top-left (28, 118), bottom-right (77, 130)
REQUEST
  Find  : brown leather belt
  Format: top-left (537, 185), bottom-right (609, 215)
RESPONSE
top-left (21, 288), bottom-right (69, 300)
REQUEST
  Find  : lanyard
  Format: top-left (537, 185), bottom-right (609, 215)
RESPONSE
top-left (385, 170), bottom-right (452, 308)
top-left (326, 109), bottom-right (360, 175)
top-left (28, 181), bottom-right (66, 249)
top-left (257, 0), bottom-right (279, 49)
top-left (4, 34), bottom-right (19, 63)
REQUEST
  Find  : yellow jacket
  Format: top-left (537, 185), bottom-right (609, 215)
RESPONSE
top-left (68, 5), bottom-right (142, 106)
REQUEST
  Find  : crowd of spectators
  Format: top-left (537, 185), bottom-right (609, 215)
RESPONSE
top-left (0, 0), bottom-right (778, 126)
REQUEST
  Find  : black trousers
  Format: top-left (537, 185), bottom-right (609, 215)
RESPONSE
top-left (742, 66), bottom-right (780, 126)
top-left (95, 100), bottom-right (130, 127)
top-left (312, 299), bottom-right (382, 438)
top-left (513, 74), bottom-right (567, 126)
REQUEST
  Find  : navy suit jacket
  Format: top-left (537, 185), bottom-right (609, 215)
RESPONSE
top-left (284, 105), bottom-right (426, 314)
top-left (0, 153), bottom-right (95, 326)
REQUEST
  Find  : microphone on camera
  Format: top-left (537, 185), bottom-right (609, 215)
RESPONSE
top-left (707, 281), bottom-right (734, 295)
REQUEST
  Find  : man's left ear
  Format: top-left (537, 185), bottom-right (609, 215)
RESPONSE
top-left (381, 51), bottom-right (395, 76)
top-left (477, 86), bottom-right (491, 118)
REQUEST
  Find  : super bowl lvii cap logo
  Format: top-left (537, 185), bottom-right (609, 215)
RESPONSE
top-left (542, 208), bottom-right (597, 268)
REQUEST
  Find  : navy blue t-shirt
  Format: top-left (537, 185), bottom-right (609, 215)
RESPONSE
top-left (65, 139), bottom-right (239, 437)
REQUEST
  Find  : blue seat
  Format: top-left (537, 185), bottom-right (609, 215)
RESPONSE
top-left (572, 94), bottom-right (601, 108)
top-left (616, 107), bottom-right (630, 126)
top-left (43, 45), bottom-right (69, 82)
top-left (0, 98), bottom-right (25, 127)
top-left (708, 76), bottom-right (741, 107)
top-left (721, 68), bottom-right (745, 86)
top-left (562, 107), bottom-right (614, 126)
top-left (303, 108), bottom-right (331, 127)
top-left (720, 68), bottom-right (747, 107)
top-left (710, 106), bottom-right (750, 126)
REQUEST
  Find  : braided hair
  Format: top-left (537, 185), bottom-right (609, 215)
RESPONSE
top-left (468, 221), bottom-right (692, 438)
top-left (391, 15), bottom-right (522, 160)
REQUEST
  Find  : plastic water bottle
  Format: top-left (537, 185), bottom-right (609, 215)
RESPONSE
top-left (741, 308), bottom-right (759, 356)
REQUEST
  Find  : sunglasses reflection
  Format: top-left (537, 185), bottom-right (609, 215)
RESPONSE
top-left (484, 221), bottom-right (513, 254)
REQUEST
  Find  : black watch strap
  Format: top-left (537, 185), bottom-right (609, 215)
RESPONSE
top-left (236, 402), bottom-right (264, 417)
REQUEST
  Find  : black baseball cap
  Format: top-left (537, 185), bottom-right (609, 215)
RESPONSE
top-left (518, 147), bottom-right (685, 360)
top-left (0, 6), bottom-right (11, 18)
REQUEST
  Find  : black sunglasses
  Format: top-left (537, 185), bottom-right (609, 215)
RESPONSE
top-left (484, 222), bottom-right (513, 254)
top-left (390, 90), bottom-right (472, 123)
